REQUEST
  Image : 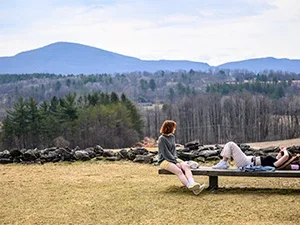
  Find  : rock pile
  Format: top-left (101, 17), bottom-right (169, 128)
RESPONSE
top-left (1, 141), bottom-right (300, 165)
top-left (177, 141), bottom-right (300, 163)
top-left (0, 145), bottom-right (157, 164)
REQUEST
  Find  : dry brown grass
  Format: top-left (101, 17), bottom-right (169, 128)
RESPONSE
top-left (1, 157), bottom-right (300, 225)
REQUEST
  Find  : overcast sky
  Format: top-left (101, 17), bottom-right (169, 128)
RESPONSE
top-left (0, 0), bottom-right (299, 65)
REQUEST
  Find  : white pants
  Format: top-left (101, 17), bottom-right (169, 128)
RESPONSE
top-left (221, 142), bottom-right (253, 167)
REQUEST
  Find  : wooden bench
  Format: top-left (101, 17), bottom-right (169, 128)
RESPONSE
top-left (158, 166), bottom-right (300, 190)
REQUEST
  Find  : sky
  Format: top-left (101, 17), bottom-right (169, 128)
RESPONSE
top-left (0, 0), bottom-right (299, 66)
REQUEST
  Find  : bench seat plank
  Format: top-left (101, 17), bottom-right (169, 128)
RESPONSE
top-left (158, 166), bottom-right (300, 177)
top-left (158, 167), bottom-right (300, 189)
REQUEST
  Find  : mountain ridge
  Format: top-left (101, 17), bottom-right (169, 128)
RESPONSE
top-left (0, 42), bottom-right (299, 74)
top-left (218, 56), bottom-right (300, 73)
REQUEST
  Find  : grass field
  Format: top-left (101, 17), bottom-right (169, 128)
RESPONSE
top-left (1, 139), bottom-right (300, 225)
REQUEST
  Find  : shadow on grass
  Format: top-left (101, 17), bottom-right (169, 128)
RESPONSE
top-left (212, 187), bottom-right (300, 195)
top-left (161, 185), bottom-right (300, 196)
top-left (161, 185), bottom-right (212, 196)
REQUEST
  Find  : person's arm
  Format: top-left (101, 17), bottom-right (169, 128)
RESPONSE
top-left (276, 147), bottom-right (285, 160)
top-left (274, 148), bottom-right (289, 167)
top-left (158, 138), bottom-right (177, 164)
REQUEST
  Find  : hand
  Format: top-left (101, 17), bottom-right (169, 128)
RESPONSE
top-left (277, 146), bottom-right (287, 159)
top-left (280, 146), bottom-right (286, 151)
top-left (280, 146), bottom-right (287, 154)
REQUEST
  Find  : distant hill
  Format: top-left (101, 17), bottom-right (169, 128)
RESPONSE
top-left (0, 42), bottom-right (210, 74)
top-left (0, 42), bottom-right (299, 74)
top-left (218, 57), bottom-right (300, 73)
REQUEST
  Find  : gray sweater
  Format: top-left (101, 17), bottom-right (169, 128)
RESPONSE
top-left (158, 134), bottom-right (178, 164)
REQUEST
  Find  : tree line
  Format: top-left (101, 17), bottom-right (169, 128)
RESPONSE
top-left (0, 70), bottom-right (234, 119)
top-left (206, 79), bottom-right (291, 99)
top-left (0, 92), bottom-right (143, 149)
top-left (143, 93), bottom-right (300, 145)
top-left (1, 70), bottom-right (300, 148)
top-left (1, 70), bottom-right (300, 119)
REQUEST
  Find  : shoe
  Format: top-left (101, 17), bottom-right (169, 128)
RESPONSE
top-left (192, 184), bottom-right (206, 195)
top-left (212, 160), bottom-right (229, 169)
top-left (188, 182), bottom-right (200, 191)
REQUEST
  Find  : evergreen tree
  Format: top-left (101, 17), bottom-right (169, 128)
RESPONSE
top-left (122, 99), bottom-right (144, 139)
top-left (1, 115), bottom-right (15, 149)
top-left (110, 92), bottom-right (119, 103)
top-left (140, 79), bottom-right (148, 91)
top-left (121, 93), bottom-right (127, 102)
top-left (26, 98), bottom-right (42, 148)
top-left (59, 93), bottom-right (78, 122)
top-left (7, 97), bottom-right (29, 148)
top-left (149, 79), bottom-right (156, 91)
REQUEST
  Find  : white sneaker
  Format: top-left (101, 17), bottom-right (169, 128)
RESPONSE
top-left (192, 184), bottom-right (206, 195)
top-left (212, 160), bottom-right (229, 169)
top-left (188, 182), bottom-right (200, 191)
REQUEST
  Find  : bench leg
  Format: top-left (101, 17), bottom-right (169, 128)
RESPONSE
top-left (208, 176), bottom-right (218, 190)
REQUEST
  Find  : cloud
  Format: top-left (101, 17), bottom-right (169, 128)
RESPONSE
top-left (0, 0), bottom-right (299, 66)
top-left (0, 0), bottom-right (275, 30)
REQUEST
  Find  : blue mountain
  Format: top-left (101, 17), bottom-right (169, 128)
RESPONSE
top-left (218, 57), bottom-right (300, 73)
top-left (0, 42), bottom-right (299, 74)
top-left (0, 42), bottom-right (210, 74)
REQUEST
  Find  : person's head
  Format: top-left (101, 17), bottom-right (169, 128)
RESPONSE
top-left (160, 120), bottom-right (176, 135)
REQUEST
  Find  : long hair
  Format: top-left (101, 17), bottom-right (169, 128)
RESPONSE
top-left (160, 120), bottom-right (176, 135)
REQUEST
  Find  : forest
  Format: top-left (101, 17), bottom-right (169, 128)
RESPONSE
top-left (1, 68), bottom-right (300, 149)
top-left (1, 92), bottom-right (143, 149)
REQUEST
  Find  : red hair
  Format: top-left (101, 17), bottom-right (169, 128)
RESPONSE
top-left (160, 120), bottom-right (176, 135)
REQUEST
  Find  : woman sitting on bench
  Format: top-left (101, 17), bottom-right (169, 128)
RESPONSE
top-left (212, 141), bottom-right (299, 170)
top-left (158, 120), bottom-right (205, 195)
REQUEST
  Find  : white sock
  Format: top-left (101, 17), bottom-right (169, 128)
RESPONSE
top-left (187, 179), bottom-right (196, 187)
top-left (186, 181), bottom-right (193, 187)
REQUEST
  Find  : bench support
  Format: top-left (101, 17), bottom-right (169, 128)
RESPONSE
top-left (208, 176), bottom-right (218, 190)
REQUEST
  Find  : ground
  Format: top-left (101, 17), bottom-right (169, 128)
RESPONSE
top-left (247, 138), bottom-right (300, 148)
top-left (0, 138), bottom-right (300, 225)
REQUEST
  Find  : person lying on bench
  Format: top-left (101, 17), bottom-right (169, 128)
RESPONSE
top-left (158, 120), bottom-right (205, 195)
top-left (212, 141), bottom-right (300, 170)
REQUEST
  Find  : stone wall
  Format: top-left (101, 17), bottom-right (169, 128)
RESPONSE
top-left (1, 141), bottom-right (300, 165)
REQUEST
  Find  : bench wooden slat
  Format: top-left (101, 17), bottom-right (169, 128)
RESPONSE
top-left (158, 167), bottom-right (300, 178)
top-left (158, 166), bottom-right (300, 189)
